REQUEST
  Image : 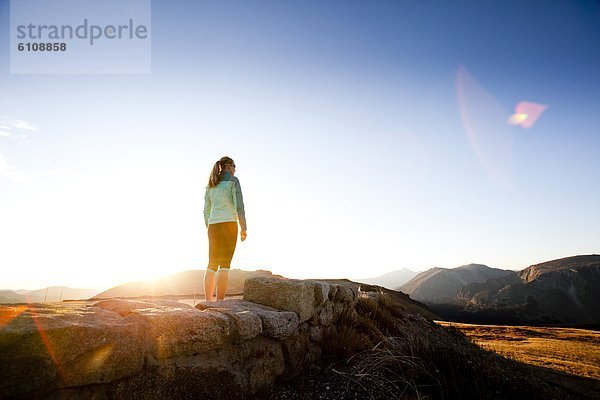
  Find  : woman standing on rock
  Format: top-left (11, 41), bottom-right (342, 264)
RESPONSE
top-left (203, 156), bottom-right (247, 301)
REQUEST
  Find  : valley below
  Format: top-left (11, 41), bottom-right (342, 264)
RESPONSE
top-left (437, 321), bottom-right (600, 380)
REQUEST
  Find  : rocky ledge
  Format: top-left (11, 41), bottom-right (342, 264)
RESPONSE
top-left (0, 277), bottom-right (359, 399)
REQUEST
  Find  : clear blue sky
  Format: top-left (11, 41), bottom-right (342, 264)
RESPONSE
top-left (1, 0), bottom-right (599, 290)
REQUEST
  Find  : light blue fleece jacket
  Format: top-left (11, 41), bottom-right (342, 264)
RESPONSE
top-left (203, 171), bottom-right (247, 231)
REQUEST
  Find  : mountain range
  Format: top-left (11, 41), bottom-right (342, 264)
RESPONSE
top-left (399, 264), bottom-right (511, 304)
top-left (4, 255), bottom-right (598, 327)
top-left (355, 268), bottom-right (418, 289)
top-left (399, 255), bottom-right (600, 326)
top-left (0, 287), bottom-right (100, 304)
top-left (93, 269), bottom-right (275, 299)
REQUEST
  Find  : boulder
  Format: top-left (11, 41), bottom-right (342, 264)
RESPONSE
top-left (194, 306), bottom-right (262, 342)
top-left (147, 300), bottom-right (195, 309)
top-left (317, 302), bottom-right (334, 326)
top-left (328, 285), bottom-right (338, 301)
top-left (313, 281), bottom-right (330, 305)
top-left (281, 329), bottom-right (311, 374)
top-left (0, 303), bottom-right (144, 398)
top-left (93, 299), bottom-right (155, 316)
top-left (239, 336), bottom-right (285, 393)
top-left (196, 299), bottom-right (298, 339)
top-left (258, 308), bottom-right (299, 338)
top-left (223, 310), bottom-right (263, 341)
top-left (244, 277), bottom-right (330, 322)
top-left (134, 307), bottom-right (232, 359)
top-left (280, 328), bottom-right (322, 375)
top-left (93, 299), bottom-right (194, 317)
top-left (334, 285), bottom-right (357, 304)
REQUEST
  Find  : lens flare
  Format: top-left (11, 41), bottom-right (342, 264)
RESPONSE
top-left (508, 101), bottom-right (547, 128)
top-left (456, 65), bottom-right (514, 189)
top-left (30, 307), bottom-right (66, 381)
top-left (0, 305), bottom-right (28, 328)
top-left (508, 113), bottom-right (528, 125)
top-left (1, 305), bottom-right (68, 383)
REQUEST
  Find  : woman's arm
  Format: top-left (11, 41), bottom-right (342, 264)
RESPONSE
top-left (203, 188), bottom-right (211, 228)
top-left (232, 177), bottom-right (247, 233)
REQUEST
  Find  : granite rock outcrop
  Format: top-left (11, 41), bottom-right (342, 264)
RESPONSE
top-left (0, 277), bottom-right (358, 399)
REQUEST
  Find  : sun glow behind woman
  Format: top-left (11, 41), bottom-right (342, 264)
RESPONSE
top-left (1, 0), bottom-right (599, 291)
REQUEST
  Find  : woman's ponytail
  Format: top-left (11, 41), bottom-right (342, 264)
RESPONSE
top-left (208, 161), bottom-right (221, 188)
top-left (207, 156), bottom-right (234, 188)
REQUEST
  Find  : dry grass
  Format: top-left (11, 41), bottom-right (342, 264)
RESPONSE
top-left (437, 321), bottom-right (600, 380)
top-left (318, 291), bottom-right (600, 399)
top-left (261, 290), bottom-right (600, 399)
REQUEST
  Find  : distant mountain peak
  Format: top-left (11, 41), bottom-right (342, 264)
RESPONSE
top-left (399, 264), bottom-right (512, 304)
top-left (520, 254), bottom-right (600, 283)
top-left (354, 268), bottom-right (419, 290)
top-left (456, 263), bottom-right (491, 270)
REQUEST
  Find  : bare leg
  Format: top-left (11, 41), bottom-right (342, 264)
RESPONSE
top-left (204, 269), bottom-right (216, 301)
top-left (216, 269), bottom-right (229, 300)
